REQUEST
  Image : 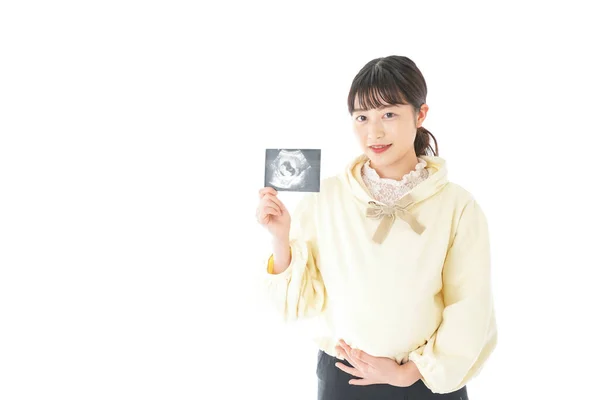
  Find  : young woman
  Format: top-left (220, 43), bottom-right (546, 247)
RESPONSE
top-left (256, 55), bottom-right (497, 400)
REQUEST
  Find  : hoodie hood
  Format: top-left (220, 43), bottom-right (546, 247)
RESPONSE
top-left (340, 153), bottom-right (450, 243)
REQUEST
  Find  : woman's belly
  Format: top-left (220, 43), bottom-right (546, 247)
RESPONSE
top-left (324, 271), bottom-right (444, 359)
top-left (316, 209), bottom-right (449, 359)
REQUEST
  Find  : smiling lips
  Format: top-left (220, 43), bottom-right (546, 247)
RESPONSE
top-left (369, 144), bottom-right (392, 153)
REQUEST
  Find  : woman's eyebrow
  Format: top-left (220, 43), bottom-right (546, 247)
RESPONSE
top-left (352, 105), bottom-right (398, 113)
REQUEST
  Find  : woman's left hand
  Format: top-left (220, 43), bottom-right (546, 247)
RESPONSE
top-left (335, 339), bottom-right (422, 387)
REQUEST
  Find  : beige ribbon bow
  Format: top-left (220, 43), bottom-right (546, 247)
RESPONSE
top-left (366, 194), bottom-right (425, 244)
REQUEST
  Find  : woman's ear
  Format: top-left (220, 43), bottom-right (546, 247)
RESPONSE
top-left (416, 103), bottom-right (429, 128)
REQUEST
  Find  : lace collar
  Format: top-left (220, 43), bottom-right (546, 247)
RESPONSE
top-left (361, 158), bottom-right (430, 205)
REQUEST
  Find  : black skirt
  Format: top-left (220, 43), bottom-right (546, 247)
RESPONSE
top-left (316, 350), bottom-right (469, 400)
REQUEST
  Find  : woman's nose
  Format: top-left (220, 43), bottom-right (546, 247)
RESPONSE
top-left (366, 121), bottom-right (384, 139)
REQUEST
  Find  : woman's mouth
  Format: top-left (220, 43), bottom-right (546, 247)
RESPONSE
top-left (369, 144), bottom-right (392, 154)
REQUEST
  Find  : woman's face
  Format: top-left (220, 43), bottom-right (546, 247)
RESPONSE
top-left (351, 96), bottom-right (428, 171)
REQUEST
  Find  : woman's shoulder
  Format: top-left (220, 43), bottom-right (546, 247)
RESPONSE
top-left (438, 181), bottom-right (488, 220)
top-left (312, 174), bottom-right (357, 201)
top-left (441, 181), bottom-right (477, 202)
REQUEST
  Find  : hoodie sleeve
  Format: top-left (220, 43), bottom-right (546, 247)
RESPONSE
top-left (407, 199), bottom-right (498, 394)
top-left (261, 192), bottom-right (327, 322)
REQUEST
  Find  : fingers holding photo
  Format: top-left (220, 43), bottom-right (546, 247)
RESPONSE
top-left (258, 187), bottom-right (278, 198)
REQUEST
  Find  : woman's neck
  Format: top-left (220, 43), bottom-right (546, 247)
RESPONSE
top-left (369, 153), bottom-right (420, 181)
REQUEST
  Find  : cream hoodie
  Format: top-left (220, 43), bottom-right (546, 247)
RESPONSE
top-left (261, 154), bottom-right (497, 394)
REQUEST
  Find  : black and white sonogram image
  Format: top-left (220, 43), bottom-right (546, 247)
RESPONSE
top-left (264, 149), bottom-right (321, 192)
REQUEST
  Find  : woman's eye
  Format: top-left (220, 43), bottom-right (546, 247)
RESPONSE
top-left (356, 115), bottom-right (366, 122)
top-left (384, 112), bottom-right (395, 118)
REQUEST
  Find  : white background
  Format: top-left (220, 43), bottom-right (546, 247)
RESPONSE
top-left (1, 1), bottom-right (599, 399)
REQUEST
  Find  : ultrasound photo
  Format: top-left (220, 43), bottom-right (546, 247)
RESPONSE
top-left (264, 149), bottom-right (321, 192)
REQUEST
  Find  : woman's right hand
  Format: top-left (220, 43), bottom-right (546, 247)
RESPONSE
top-left (256, 187), bottom-right (291, 241)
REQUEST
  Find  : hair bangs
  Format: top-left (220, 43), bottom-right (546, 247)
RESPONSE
top-left (347, 67), bottom-right (409, 114)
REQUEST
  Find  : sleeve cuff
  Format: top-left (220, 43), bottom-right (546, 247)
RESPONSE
top-left (264, 240), bottom-right (308, 284)
top-left (266, 246), bottom-right (292, 274)
top-left (408, 350), bottom-right (436, 380)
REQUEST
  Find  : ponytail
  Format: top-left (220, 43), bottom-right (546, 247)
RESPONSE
top-left (414, 126), bottom-right (439, 157)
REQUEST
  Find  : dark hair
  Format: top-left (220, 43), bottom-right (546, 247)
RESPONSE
top-left (347, 55), bottom-right (439, 157)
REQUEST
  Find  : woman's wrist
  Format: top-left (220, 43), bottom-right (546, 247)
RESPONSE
top-left (390, 360), bottom-right (422, 387)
